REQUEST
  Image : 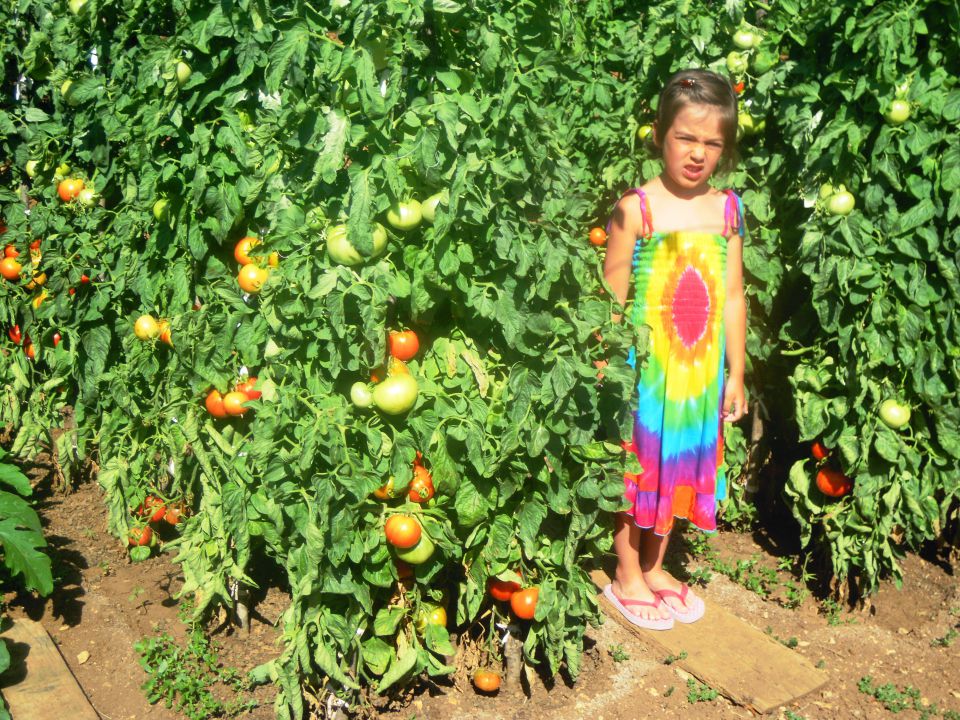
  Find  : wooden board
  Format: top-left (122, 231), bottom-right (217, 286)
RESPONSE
top-left (591, 568), bottom-right (827, 714)
top-left (0, 618), bottom-right (100, 720)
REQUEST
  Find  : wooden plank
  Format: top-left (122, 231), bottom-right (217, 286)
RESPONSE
top-left (591, 568), bottom-right (828, 714)
top-left (0, 618), bottom-right (100, 720)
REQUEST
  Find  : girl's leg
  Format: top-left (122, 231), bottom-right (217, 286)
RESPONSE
top-left (612, 513), bottom-right (670, 620)
top-left (639, 528), bottom-right (698, 612)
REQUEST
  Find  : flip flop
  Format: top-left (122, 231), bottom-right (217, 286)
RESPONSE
top-left (650, 583), bottom-right (705, 624)
top-left (602, 584), bottom-right (674, 630)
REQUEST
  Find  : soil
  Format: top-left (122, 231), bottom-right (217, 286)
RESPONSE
top-left (2, 472), bottom-right (958, 720)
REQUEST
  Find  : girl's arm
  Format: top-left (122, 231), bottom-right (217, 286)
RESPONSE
top-left (723, 232), bottom-right (748, 422)
top-left (603, 194), bottom-right (642, 317)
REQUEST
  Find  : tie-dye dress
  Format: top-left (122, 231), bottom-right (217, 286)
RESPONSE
top-left (620, 188), bottom-right (744, 535)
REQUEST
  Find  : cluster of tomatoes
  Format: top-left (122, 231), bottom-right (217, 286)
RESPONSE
top-left (234, 236), bottom-right (279, 294)
top-left (129, 494), bottom-right (188, 550)
top-left (133, 313), bottom-right (173, 346)
top-left (351, 329), bottom-right (422, 415)
top-left (204, 376), bottom-right (262, 418)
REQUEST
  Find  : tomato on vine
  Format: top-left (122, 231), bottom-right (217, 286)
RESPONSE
top-left (811, 440), bottom-right (829, 461)
top-left (510, 587), bottom-right (539, 620)
top-left (205, 389), bottom-right (228, 418)
top-left (388, 330), bottom-right (419, 361)
top-left (488, 578), bottom-right (521, 602)
top-left (408, 466), bottom-right (435, 503)
top-left (57, 177), bottom-right (84, 202)
top-left (0, 257), bottom-right (21, 281)
top-left (816, 468), bottom-right (852, 498)
top-left (384, 515), bottom-right (421, 548)
top-left (237, 264), bottom-right (268, 293)
top-left (222, 391), bottom-right (250, 416)
top-left (588, 227), bottom-right (607, 246)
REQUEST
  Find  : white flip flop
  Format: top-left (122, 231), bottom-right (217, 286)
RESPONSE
top-left (603, 584), bottom-right (675, 631)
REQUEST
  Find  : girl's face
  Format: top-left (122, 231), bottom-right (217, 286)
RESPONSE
top-left (656, 103), bottom-right (726, 193)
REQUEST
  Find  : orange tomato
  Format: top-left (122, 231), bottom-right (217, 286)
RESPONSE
top-left (0, 257), bottom-right (22, 280)
top-left (158, 320), bottom-right (173, 346)
top-left (204, 390), bottom-right (228, 418)
top-left (389, 330), bottom-right (420, 361)
top-left (373, 477), bottom-right (395, 500)
top-left (488, 578), bottom-right (521, 602)
top-left (473, 670), bottom-right (501, 693)
top-left (589, 226), bottom-right (607, 246)
top-left (235, 376), bottom-right (261, 400)
top-left (384, 515), bottom-right (421, 549)
top-left (57, 178), bottom-right (85, 202)
top-left (237, 264), bottom-right (268, 293)
top-left (816, 467), bottom-right (852, 498)
top-left (222, 391), bottom-right (250, 416)
top-left (510, 587), bottom-right (539, 620)
top-left (234, 236), bottom-right (260, 265)
top-left (408, 465), bottom-right (435, 503)
top-left (3, 245), bottom-right (18, 258)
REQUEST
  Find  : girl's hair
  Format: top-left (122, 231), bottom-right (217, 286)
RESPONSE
top-left (652, 69), bottom-right (739, 173)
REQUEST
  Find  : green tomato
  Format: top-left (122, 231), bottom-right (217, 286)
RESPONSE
top-left (636, 124), bottom-right (653, 141)
top-left (752, 51), bottom-right (778, 74)
top-left (350, 382), bottom-right (374, 409)
top-left (879, 399), bottom-right (911, 429)
top-left (395, 533), bottom-right (435, 564)
top-left (176, 60), bottom-right (192, 86)
top-left (68, 0), bottom-right (88, 14)
top-left (372, 374), bottom-right (419, 415)
top-left (732, 30), bottom-right (757, 49)
top-left (738, 112), bottom-right (756, 136)
top-left (826, 190), bottom-right (855, 217)
top-left (25, 160), bottom-right (39, 178)
top-left (54, 162), bottom-right (70, 180)
top-left (726, 51), bottom-right (748, 75)
top-left (818, 183), bottom-right (835, 200)
top-left (61, 79), bottom-right (80, 106)
top-left (884, 99), bottom-right (911, 126)
top-left (326, 223), bottom-right (388, 266)
top-left (77, 187), bottom-right (97, 207)
top-left (420, 191), bottom-right (447, 224)
top-left (305, 206), bottom-right (326, 230)
top-left (153, 199), bottom-right (170, 221)
top-left (386, 200), bottom-right (423, 231)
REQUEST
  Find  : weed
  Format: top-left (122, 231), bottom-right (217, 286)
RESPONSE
top-left (815, 659), bottom-right (826, 669)
top-left (764, 626), bottom-right (798, 649)
top-left (685, 534), bottom-right (712, 559)
top-left (663, 650), bottom-right (687, 665)
top-left (664, 685), bottom-right (675, 697)
top-left (784, 712), bottom-right (806, 720)
top-left (857, 675), bottom-right (923, 713)
top-left (931, 628), bottom-right (958, 648)
top-left (686, 677), bottom-right (717, 703)
top-left (608, 643), bottom-right (630, 663)
top-left (687, 566), bottom-right (714, 586)
top-left (135, 623), bottom-right (258, 720)
top-left (821, 598), bottom-right (856, 626)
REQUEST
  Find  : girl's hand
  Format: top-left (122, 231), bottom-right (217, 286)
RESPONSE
top-left (722, 379), bottom-right (747, 422)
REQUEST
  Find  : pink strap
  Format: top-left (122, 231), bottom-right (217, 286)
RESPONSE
top-left (653, 584), bottom-right (689, 603)
top-left (723, 190), bottom-right (744, 237)
top-left (612, 589), bottom-right (661, 609)
top-left (605, 188), bottom-right (654, 238)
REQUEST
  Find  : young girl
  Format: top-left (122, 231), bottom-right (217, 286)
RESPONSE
top-left (602, 69), bottom-right (748, 630)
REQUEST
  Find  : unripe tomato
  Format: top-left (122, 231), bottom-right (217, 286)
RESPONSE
top-left (134, 314), bottom-right (160, 340)
top-left (826, 190), bottom-right (855, 217)
top-left (153, 199), bottom-right (170, 221)
top-left (385, 515), bottom-right (421, 548)
top-left (234, 236), bottom-right (260, 265)
top-left (408, 465), bottom-right (435, 503)
top-left (884, 99), bottom-right (911, 126)
top-left (77, 187), bottom-right (97, 207)
top-left (589, 227), bottom-right (607, 246)
top-left (395, 533), bottom-right (435, 564)
top-left (57, 178), bottom-right (85, 202)
top-left (0, 257), bottom-right (22, 280)
top-left (732, 29), bottom-right (757, 49)
top-left (237, 264), bottom-right (268, 293)
top-left (31, 290), bottom-right (48, 309)
top-left (473, 670), bottom-right (501, 693)
top-left (158, 320), bottom-right (173, 346)
top-left (636, 124), bottom-right (653, 142)
top-left (176, 60), bottom-right (192, 86)
top-left (388, 330), bottom-right (419, 361)
top-left (386, 200), bottom-right (423, 231)
top-left (811, 440), bottom-right (829, 461)
top-left (751, 51), bottom-right (778, 74)
top-left (372, 375), bottom-right (419, 415)
top-left (350, 381), bottom-right (374, 408)
top-left (205, 389), bottom-right (228, 418)
top-left (236, 377), bottom-right (261, 400)
top-left (372, 476), bottom-right (395, 500)
top-left (326, 223), bottom-right (388, 265)
top-left (420, 191), bottom-right (447, 224)
top-left (61, 79), bottom-right (80, 106)
top-left (816, 467), bottom-right (852, 498)
top-left (268, 251), bottom-right (280, 268)
top-left (25, 272), bottom-right (47, 291)
top-left (488, 578), bottom-right (521, 602)
top-left (222, 391), bottom-right (250, 416)
top-left (818, 183), bottom-right (836, 200)
top-left (25, 160), bottom-right (39, 178)
top-left (68, 0), bottom-right (88, 14)
top-left (415, 604), bottom-right (447, 634)
top-left (54, 163), bottom-right (70, 180)
top-left (726, 51), bottom-right (748, 75)
top-left (510, 587), bottom-right (539, 620)
top-left (879, 399), bottom-right (911, 429)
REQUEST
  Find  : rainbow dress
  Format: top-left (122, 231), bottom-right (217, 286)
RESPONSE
top-left (619, 188), bottom-right (744, 535)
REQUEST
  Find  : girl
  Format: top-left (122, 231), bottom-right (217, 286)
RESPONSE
top-left (602, 69), bottom-right (748, 630)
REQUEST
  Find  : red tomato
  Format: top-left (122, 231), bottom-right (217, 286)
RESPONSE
top-left (510, 587), bottom-right (539, 620)
top-left (488, 578), bottom-right (521, 602)
top-left (588, 227), bottom-right (607, 246)
top-left (205, 390), bottom-right (228, 418)
top-left (164, 502), bottom-right (186, 525)
top-left (408, 465), bottom-right (435, 503)
top-left (473, 670), bottom-right (502, 693)
top-left (8, 325), bottom-right (21, 344)
top-left (236, 376), bottom-right (261, 400)
top-left (389, 330), bottom-right (420, 361)
top-left (24, 341), bottom-right (36, 361)
top-left (137, 495), bottom-right (166, 523)
top-left (52, 332), bottom-right (62, 348)
top-left (811, 441), bottom-right (829, 461)
top-left (128, 525), bottom-right (153, 546)
top-left (80, 273), bottom-right (90, 283)
top-left (57, 178), bottom-right (85, 202)
top-left (3, 245), bottom-right (18, 258)
top-left (0, 257), bottom-right (22, 281)
top-left (222, 391), bottom-right (250, 416)
top-left (734, 81), bottom-right (745, 94)
top-left (816, 467), bottom-right (852, 498)
top-left (384, 515), bottom-right (421, 548)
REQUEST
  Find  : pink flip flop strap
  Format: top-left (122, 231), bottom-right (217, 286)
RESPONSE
top-left (654, 584), bottom-right (689, 603)
top-left (613, 591), bottom-right (661, 609)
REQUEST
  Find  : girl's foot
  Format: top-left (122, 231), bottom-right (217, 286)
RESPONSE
top-left (642, 568), bottom-right (705, 622)
top-left (611, 577), bottom-right (672, 622)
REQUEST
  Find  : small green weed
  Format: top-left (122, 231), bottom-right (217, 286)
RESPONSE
top-left (686, 677), bottom-right (717, 703)
top-left (815, 659), bottom-right (826, 669)
top-left (663, 650), bottom-right (687, 665)
top-left (821, 598), bottom-right (856, 626)
top-left (135, 624), bottom-right (258, 720)
top-left (608, 643), bottom-right (630, 663)
top-left (784, 711), bottom-right (806, 720)
top-left (663, 685), bottom-right (675, 697)
top-left (764, 626), bottom-right (798, 649)
top-left (931, 628), bottom-right (958, 648)
top-left (857, 675), bottom-right (923, 713)
top-left (687, 565), bottom-right (714, 586)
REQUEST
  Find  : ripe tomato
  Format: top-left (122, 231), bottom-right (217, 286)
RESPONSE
top-left (234, 236), bottom-right (260, 265)
top-left (384, 514), bottom-right (421, 548)
top-left (826, 190), bottom-right (855, 216)
top-left (205, 389), bottom-right (228, 418)
top-left (57, 177), bottom-right (84, 202)
top-left (237, 264), bottom-right (268, 293)
top-left (8, 325), bottom-right (22, 344)
top-left (395, 559), bottom-right (414, 580)
top-left (816, 467), bottom-right (852, 498)
top-left (24, 341), bottom-right (36, 361)
top-left (52, 332), bottom-right (61, 348)
top-left (879, 399), bottom-right (911, 429)
top-left (373, 476), bottom-right (395, 500)
top-left (588, 227), bottom-right (607, 246)
top-left (128, 525), bottom-right (153, 546)
top-left (372, 375), bottom-right (419, 415)
top-left (164, 502), bottom-right (186, 525)
top-left (473, 670), bottom-right (501, 693)
top-left (811, 440), bottom-right (829, 461)
top-left (408, 465), bottom-right (435, 503)
top-left (488, 578), bottom-right (521, 602)
top-left (0, 257), bottom-right (22, 280)
top-left (138, 496), bottom-right (167, 523)
top-left (3, 245), bottom-right (18, 258)
top-left (158, 320), bottom-right (173, 346)
top-left (80, 273), bottom-right (90, 284)
top-left (134, 314), bottom-right (160, 340)
top-left (386, 199), bottom-right (423, 231)
top-left (395, 533), bottom-right (435, 564)
top-left (388, 330), bottom-right (419, 361)
top-left (510, 587), bottom-right (539, 620)
top-left (236, 377), bottom-right (261, 401)
top-left (734, 81), bottom-right (745, 94)
top-left (884, 99), bottom-right (911, 125)
top-left (222, 391), bottom-right (250, 416)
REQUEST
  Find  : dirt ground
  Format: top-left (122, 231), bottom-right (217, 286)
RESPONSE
top-left (2, 474), bottom-right (958, 720)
